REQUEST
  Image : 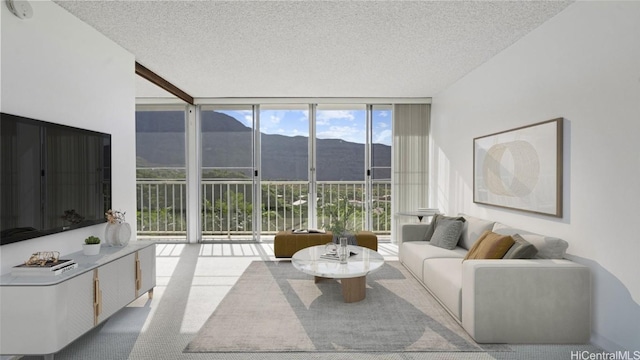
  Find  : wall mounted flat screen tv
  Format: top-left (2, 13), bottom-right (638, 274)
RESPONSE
top-left (1, 112), bottom-right (111, 245)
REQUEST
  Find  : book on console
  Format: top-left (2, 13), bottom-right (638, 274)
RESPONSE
top-left (12, 259), bottom-right (78, 276)
top-left (12, 262), bottom-right (78, 276)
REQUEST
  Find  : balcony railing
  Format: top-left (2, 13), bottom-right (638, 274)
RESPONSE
top-left (136, 179), bottom-right (391, 238)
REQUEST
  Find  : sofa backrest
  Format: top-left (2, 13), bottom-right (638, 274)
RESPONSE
top-left (491, 223), bottom-right (568, 259)
top-left (458, 214), bottom-right (495, 250)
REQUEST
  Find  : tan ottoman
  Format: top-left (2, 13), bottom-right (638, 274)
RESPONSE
top-left (354, 231), bottom-right (378, 252)
top-left (274, 230), bottom-right (378, 258)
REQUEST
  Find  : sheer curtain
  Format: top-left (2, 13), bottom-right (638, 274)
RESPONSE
top-left (392, 104), bottom-right (430, 243)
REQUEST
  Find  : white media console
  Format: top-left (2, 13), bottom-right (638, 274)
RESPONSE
top-left (0, 241), bottom-right (156, 359)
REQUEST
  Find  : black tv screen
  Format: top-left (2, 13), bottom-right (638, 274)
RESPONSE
top-left (1, 112), bottom-right (111, 245)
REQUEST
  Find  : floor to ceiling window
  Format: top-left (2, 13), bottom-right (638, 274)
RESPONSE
top-left (135, 106), bottom-right (188, 240)
top-left (135, 101), bottom-right (396, 242)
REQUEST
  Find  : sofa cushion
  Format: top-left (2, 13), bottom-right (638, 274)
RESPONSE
top-left (430, 216), bottom-right (466, 250)
top-left (503, 234), bottom-right (538, 259)
top-left (492, 223), bottom-right (568, 259)
top-left (399, 241), bottom-right (466, 282)
top-left (464, 230), bottom-right (514, 260)
top-left (423, 258), bottom-right (464, 320)
top-left (458, 214), bottom-right (496, 250)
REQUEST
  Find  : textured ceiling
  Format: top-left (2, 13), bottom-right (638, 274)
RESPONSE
top-left (53, 1), bottom-right (573, 99)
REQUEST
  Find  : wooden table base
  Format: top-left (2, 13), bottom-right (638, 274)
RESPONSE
top-left (315, 275), bottom-right (367, 303)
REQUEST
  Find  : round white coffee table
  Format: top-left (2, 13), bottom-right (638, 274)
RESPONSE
top-left (291, 245), bottom-right (384, 303)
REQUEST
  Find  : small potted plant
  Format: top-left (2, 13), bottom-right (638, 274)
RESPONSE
top-left (82, 236), bottom-right (101, 256)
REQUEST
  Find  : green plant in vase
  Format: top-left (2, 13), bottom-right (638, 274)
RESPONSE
top-left (321, 199), bottom-right (356, 239)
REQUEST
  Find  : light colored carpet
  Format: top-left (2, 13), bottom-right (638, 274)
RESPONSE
top-left (185, 260), bottom-right (510, 353)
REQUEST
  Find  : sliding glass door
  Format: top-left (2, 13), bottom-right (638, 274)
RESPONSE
top-left (260, 105), bottom-right (310, 233)
top-left (200, 106), bottom-right (255, 239)
top-left (315, 105), bottom-right (368, 234)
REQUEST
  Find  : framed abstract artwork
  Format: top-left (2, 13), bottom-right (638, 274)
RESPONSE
top-left (473, 118), bottom-right (563, 217)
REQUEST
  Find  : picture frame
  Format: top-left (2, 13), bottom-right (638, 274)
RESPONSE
top-left (473, 118), bottom-right (563, 217)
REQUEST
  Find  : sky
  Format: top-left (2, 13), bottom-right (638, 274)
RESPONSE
top-left (218, 108), bottom-right (392, 146)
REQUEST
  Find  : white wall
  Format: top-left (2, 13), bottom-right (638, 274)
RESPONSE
top-left (0, 1), bottom-right (136, 275)
top-left (430, 1), bottom-right (640, 352)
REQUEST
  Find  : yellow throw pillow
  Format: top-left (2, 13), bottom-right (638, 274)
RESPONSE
top-left (464, 230), bottom-right (515, 260)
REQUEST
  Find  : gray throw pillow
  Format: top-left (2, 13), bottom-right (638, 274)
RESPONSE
top-left (502, 233), bottom-right (538, 259)
top-left (492, 224), bottom-right (567, 259)
top-left (429, 217), bottom-right (465, 250)
top-left (423, 214), bottom-right (440, 241)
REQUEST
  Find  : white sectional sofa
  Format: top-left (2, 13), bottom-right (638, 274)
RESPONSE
top-left (399, 214), bottom-right (591, 344)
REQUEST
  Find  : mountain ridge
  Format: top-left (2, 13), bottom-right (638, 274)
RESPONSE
top-left (136, 111), bottom-right (390, 181)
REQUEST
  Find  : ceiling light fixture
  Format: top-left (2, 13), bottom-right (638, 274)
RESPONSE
top-left (6, 0), bottom-right (33, 19)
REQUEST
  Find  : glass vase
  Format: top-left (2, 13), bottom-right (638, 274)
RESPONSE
top-left (105, 222), bottom-right (132, 247)
top-left (339, 237), bottom-right (348, 264)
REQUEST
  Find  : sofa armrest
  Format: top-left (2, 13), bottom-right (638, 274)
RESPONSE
top-left (401, 223), bottom-right (431, 243)
top-left (461, 259), bottom-right (590, 344)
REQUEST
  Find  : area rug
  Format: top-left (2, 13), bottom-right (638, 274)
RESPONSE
top-left (184, 260), bottom-right (510, 353)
